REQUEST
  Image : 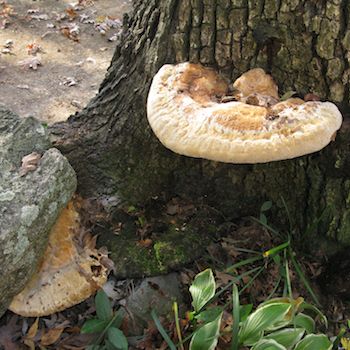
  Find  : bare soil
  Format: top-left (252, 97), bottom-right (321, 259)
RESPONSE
top-left (0, 0), bottom-right (131, 123)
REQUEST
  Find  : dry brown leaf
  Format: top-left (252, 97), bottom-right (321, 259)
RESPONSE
top-left (19, 152), bottom-right (41, 176)
top-left (40, 327), bottom-right (65, 346)
top-left (60, 24), bottom-right (80, 42)
top-left (65, 7), bottom-right (77, 20)
top-left (27, 318), bottom-right (39, 339)
top-left (215, 270), bottom-right (236, 286)
top-left (26, 42), bottom-right (42, 55)
top-left (137, 238), bottom-right (153, 248)
top-left (0, 3), bottom-right (16, 18)
top-left (23, 339), bottom-right (35, 350)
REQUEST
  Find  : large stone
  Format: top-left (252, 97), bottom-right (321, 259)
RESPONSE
top-left (0, 107), bottom-right (77, 317)
top-left (122, 273), bottom-right (184, 336)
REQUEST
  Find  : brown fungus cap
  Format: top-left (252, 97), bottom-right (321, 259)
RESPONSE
top-left (147, 63), bottom-right (342, 163)
top-left (9, 201), bottom-right (109, 317)
top-left (233, 67), bottom-right (279, 99)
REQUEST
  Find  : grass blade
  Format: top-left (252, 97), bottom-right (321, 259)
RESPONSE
top-left (173, 302), bottom-right (184, 350)
top-left (231, 284), bottom-right (240, 350)
top-left (250, 216), bottom-right (281, 237)
top-left (225, 256), bottom-right (264, 273)
top-left (151, 310), bottom-right (177, 350)
top-left (289, 252), bottom-right (320, 306)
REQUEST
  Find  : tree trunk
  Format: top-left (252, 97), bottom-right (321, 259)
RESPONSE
top-left (51, 0), bottom-right (350, 248)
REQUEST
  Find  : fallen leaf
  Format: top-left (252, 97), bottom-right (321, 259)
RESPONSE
top-left (60, 23), bottom-right (80, 41)
top-left (61, 76), bottom-right (78, 87)
top-left (26, 42), bottom-right (42, 55)
top-left (138, 238), bottom-right (153, 248)
top-left (19, 152), bottom-right (41, 176)
top-left (40, 327), bottom-right (65, 346)
top-left (18, 56), bottom-right (42, 70)
top-left (29, 13), bottom-right (49, 21)
top-left (27, 318), bottom-right (40, 339)
top-left (65, 7), bottom-right (78, 20)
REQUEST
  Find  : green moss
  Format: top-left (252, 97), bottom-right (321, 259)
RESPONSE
top-left (98, 223), bottom-right (210, 279)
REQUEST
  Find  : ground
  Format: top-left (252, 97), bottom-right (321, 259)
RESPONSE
top-left (0, 0), bottom-right (131, 123)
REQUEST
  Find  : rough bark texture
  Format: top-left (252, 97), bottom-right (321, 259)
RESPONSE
top-left (51, 0), bottom-right (350, 248)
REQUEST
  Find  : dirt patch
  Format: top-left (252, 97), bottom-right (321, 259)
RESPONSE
top-left (0, 0), bottom-right (132, 123)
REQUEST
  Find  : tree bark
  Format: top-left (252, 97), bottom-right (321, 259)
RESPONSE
top-left (51, 0), bottom-right (350, 248)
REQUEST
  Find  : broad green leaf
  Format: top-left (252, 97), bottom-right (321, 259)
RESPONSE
top-left (105, 339), bottom-right (118, 350)
top-left (195, 307), bottom-right (222, 323)
top-left (189, 312), bottom-right (222, 350)
top-left (107, 327), bottom-right (128, 350)
top-left (294, 334), bottom-right (332, 350)
top-left (261, 201), bottom-right (273, 212)
top-left (111, 309), bottom-right (125, 329)
top-left (264, 328), bottom-right (304, 348)
top-left (239, 302), bottom-right (292, 346)
top-left (240, 304), bottom-right (253, 322)
top-left (95, 290), bottom-right (113, 321)
top-left (300, 302), bottom-right (327, 328)
top-left (252, 339), bottom-right (287, 350)
top-left (190, 269), bottom-right (216, 313)
top-left (293, 313), bottom-right (315, 334)
top-left (260, 213), bottom-right (268, 225)
top-left (81, 318), bottom-right (109, 334)
top-left (87, 345), bottom-right (104, 350)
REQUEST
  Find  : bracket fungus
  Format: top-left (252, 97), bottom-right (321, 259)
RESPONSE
top-left (147, 63), bottom-right (342, 163)
top-left (9, 201), bottom-right (110, 317)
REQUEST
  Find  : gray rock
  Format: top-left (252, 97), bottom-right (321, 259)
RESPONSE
top-left (0, 107), bottom-right (77, 317)
top-left (122, 273), bottom-right (184, 335)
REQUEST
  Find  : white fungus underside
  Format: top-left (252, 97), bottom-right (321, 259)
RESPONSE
top-left (147, 63), bottom-right (343, 163)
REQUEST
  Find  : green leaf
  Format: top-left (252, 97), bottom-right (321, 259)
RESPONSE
top-left (195, 307), bottom-right (223, 323)
top-left (95, 290), bottom-right (113, 321)
top-left (189, 312), bottom-right (223, 350)
top-left (81, 318), bottom-right (109, 334)
top-left (240, 304), bottom-right (253, 322)
top-left (301, 302), bottom-right (328, 328)
top-left (111, 309), bottom-right (124, 329)
top-left (105, 339), bottom-right (119, 350)
top-left (251, 339), bottom-right (287, 350)
top-left (290, 255), bottom-right (320, 307)
top-left (264, 328), bottom-right (305, 348)
top-left (190, 269), bottom-right (216, 313)
top-left (107, 327), bottom-right (128, 350)
top-left (86, 345), bottom-right (104, 350)
top-left (294, 334), bottom-right (332, 350)
top-left (260, 214), bottom-right (268, 225)
top-left (293, 313), bottom-right (315, 334)
top-left (261, 201), bottom-right (273, 212)
top-left (238, 302), bottom-right (292, 346)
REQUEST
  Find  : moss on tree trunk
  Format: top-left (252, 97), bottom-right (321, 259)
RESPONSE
top-left (51, 0), bottom-right (350, 248)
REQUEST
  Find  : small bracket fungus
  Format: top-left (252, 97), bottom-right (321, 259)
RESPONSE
top-left (9, 201), bottom-right (110, 317)
top-left (147, 63), bottom-right (342, 163)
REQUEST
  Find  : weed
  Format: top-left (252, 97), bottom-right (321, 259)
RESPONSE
top-left (81, 290), bottom-right (128, 350)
